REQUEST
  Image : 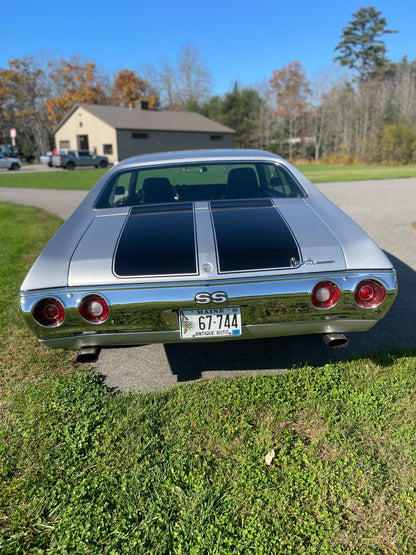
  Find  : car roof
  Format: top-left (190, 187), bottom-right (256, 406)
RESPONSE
top-left (115, 149), bottom-right (285, 170)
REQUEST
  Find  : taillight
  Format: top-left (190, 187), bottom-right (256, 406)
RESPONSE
top-left (354, 280), bottom-right (386, 308)
top-left (33, 298), bottom-right (65, 327)
top-left (79, 294), bottom-right (109, 323)
top-left (311, 281), bottom-right (340, 309)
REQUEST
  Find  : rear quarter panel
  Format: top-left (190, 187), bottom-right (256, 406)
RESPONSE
top-left (20, 174), bottom-right (110, 291)
top-left (284, 161), bottom-right (393, 270)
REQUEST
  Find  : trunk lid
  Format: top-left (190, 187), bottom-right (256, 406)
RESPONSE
top-left (68, 200), bottom-right (346, 286)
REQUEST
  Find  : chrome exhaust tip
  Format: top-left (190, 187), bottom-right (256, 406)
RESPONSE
top-left (77, 346), bottom-right (101, 363)
top-left (323, 333), bottom-right (349, 349)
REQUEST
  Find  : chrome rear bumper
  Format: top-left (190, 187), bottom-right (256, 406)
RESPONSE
top-left (20, 270), bottom-right (397, 348)
top-left (38, 319), bottom-right (379, 349)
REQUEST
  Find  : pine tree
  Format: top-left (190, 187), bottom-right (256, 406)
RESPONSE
top-left (334, 7), bottom-right (397, 82)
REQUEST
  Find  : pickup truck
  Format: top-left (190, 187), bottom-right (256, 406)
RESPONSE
top-left (52, 150), bottom-right (109, 170)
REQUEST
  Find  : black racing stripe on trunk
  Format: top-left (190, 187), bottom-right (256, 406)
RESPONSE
top-left (114, 203), bottom-right (197, 277)
top-left (210, 201), bottom-right (300, 272)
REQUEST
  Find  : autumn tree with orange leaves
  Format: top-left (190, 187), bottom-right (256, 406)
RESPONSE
top-left (0, 56), bottom-right (52, 156)
top-left (269, 61), bottom-right (311, 158)
top-left (46, 57), bottom-right (108, 127)
top-left (111, 69), bottom-right (158, 109)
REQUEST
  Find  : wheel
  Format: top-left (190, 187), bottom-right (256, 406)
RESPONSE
top-left (99, 160), bottom-right (108, 168)
top-left (66, 162), bottom-right (75, 170)
top-left (9, 163), bottom-right (20, 171)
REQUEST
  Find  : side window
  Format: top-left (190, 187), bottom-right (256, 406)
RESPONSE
top-left (96, 171), bottom-right (136, 208)
top-left (265, 165), bottom-right (285, 197)
top-left (112, 173), bottom-right (131, 205)
top-left (264, 165), bottom-right (304, 198)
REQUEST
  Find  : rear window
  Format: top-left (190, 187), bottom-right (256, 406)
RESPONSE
top-left (96, 162), bottom-right (305, 209)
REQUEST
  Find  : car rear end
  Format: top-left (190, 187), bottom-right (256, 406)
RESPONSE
top-left (19, 150), bottom-right (398, 351)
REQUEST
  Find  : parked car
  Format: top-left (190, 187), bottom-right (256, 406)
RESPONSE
top-left (0, 154), bottom-right (21, 170)
top-left (40, 152), bottom-right (53, 166)
top-left (20, 149), bottom-right (397, 360)
top-left (51, 149), bottom-right (109, 170)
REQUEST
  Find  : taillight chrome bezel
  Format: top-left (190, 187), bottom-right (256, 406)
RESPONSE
top-left (32, 297), bottom-right (65, 327)
top-left (79, 294), bottom-right (109, 324)
top-left (354, 279), bottom-right (386, 308)
top-left (311, 281), bottom-right (340, 309)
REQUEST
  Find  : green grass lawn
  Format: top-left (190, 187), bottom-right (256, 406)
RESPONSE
top-left (2, 202), bottom-right (416, 553)
top-left (2, 163), bottom-right (416, 191)
top-left (0, 168), bottom-right (106, 190)
top-left (297, 164), bottom-right (416, 182)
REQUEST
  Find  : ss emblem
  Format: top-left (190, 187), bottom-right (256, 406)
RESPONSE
top-left (194, 291), bottom-right (228, 304)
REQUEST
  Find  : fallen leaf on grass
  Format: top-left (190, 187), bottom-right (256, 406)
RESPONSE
top-left (265, 448), bottom-right (275, 466)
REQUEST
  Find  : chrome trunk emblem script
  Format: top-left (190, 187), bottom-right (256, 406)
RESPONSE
top-left (290, 257), bottom-right (335, 267)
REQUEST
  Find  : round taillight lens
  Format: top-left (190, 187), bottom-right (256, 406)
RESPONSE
top-left (33, 298), bottom-right (65, 327)
top-left (354, 280), bottom-right (386, 308)
top-left (79, 295), bottom-right (109, 323)
top-left (311, 281), bottom-right (340, 309)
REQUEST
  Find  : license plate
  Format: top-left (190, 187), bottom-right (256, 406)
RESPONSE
top-left (179, 307), bottom-right (242, 339)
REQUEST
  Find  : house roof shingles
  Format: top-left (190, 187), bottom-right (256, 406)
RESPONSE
top-left (57, 104), bottom-right (235, 135)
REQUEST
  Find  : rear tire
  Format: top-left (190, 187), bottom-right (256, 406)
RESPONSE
top-left (9, 163), bottom-right (20, 171)
top-left (66, 162), bottom-right (75, 170)
top-left (99, 160), bottom-right (108, 168)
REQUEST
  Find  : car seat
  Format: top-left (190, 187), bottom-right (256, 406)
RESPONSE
top-left (225, 167), bottom-right (260, 199)
top-left (142, 177), bottom-right (178, 203)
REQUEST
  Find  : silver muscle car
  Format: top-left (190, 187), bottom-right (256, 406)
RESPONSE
top-left (20, 149), bottom-right (397, 358)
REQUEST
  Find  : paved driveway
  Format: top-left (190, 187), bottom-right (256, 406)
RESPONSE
top-left (0, 187), bottom-right (88, 220)
top-left (2, 179), bottom-right (415, 391)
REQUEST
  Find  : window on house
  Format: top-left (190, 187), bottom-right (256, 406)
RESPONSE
top-left (210, 135), bottom-right (224, 141)
top-left (132, 132), bottom-right (150, 139)
top-left (59, 140), bottom-right (70, 149)
top-left (103, 144), bottom-right (113, 155)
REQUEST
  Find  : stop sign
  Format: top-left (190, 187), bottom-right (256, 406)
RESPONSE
top-left (10, 128), bottom-right (16, 139)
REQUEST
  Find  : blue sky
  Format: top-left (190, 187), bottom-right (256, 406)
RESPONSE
top-left (1, 0), bottom-right (415, 95)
